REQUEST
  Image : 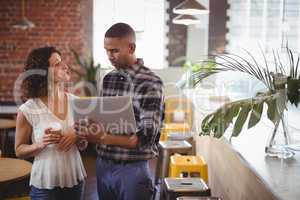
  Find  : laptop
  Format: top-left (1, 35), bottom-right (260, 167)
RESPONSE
top-left (70, 96), bottom-right (137, 135)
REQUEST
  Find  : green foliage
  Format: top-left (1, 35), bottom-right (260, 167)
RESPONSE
top-left (177, 60), bottom-right (217, 89)
top-left (70, 49), bottom-right (101, 82)
top-left (183, 60), bottom-right (216, 73)
top-left (247, 101), bottom-right (263, 129)
top-left (200, 92), bottom-right (286, 138)
top-left (287, 78), bottom-right (300, 106)
top-left (177, 47), bottom-right (300, 139)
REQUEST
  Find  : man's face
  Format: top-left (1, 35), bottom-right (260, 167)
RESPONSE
top-left (104, 37), bottom-right (134, 69)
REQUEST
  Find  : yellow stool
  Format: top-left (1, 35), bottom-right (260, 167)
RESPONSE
top-left (160, 129), bottom-right (168, 141)
top-left (169, 155), bottom-right (208, 183)
top-left (160, 123), bottom-right (191, 141)
top-left (164, 97), bottom-right (193, 127)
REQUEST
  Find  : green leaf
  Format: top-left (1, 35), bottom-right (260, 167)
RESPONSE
top-left (200, 102), bottom-right (241, 138)
top-left (207, 107), bottom-right (228, 138)
top-left (232, 104), bottom-right (251, 137)
top-left (207, 110), bottom-right (223, 137)
top-left (213, 117), bottom-right (225, 138)
top-left (201, 114), bottom-right (214, 134)
top-left (248, 101), bottom-right (264, 129)
top-left (213, 103), bottom-right (241, 138)
top-left (224, 103), bottom-right (241, 124)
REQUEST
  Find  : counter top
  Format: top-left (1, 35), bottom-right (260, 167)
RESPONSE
top-left (183, 86), bottom-right (300, 200)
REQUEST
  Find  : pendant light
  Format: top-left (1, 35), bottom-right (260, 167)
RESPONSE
top-left (173, 0), bottom-right (209, 15)
top-left (172, 14), bottom-right (201, 26)
top-left (11, 0), bottom-right (35, 30)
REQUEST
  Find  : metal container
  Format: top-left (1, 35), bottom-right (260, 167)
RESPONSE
top-left (161, 177), bottom-right (211, 200)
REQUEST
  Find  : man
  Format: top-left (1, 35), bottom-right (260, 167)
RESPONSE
top-left (77, 23), bottom-right (164, 200)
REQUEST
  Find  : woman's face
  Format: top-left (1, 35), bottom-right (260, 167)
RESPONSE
top-left (48, 52), bottom-right (71, 83)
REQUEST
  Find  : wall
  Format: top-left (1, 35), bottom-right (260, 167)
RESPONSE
top-left (153, 67), bottom-right (185, 97)
top-left (208, 0), bottom-right (228, 54)
top-left (166, 0), bottom-right (188, 66)
top-left (186, 0), bottom-right (209, 62)
top-left (0, 0), bottom-right (92, 102)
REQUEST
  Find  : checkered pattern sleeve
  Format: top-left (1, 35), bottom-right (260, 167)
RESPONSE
top-left (135, 79), bottom-right (164, 149)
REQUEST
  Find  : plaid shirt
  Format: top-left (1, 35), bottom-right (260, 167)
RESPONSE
top-left (96, 59), bottom-right (164, 161)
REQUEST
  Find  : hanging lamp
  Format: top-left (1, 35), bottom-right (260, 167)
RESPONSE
top-left (11, 0), bottom-right (35, 30)
top-left (172, 14), bottom-right (201, 26)
top-left (173, 0), bottom-right (209, 15)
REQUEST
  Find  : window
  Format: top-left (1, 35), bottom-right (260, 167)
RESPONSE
top-left (93, 0), bottom-right (168, 69)
top-left (226, 0), bottom-right (300, 56)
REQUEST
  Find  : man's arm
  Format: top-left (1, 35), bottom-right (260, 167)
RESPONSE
top-left (101, 133), bottom-right (138, 149)
top-left (134, 79), bottom-right (164, 148)
top-left (74, 122), bottom-right (139, 149)
top-left (75, 79), bottom-right (164, 149)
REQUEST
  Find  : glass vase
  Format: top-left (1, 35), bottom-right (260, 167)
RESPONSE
top-left (265, 109), bottom-right (295, 159)
top-left (265, 82), bottom-right (295, 159)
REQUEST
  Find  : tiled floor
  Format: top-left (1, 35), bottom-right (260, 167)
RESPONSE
top-left (82, 154), bottom-right (98, 200)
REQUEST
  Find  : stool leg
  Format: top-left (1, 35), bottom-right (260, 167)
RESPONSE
top-left (161, 151), bottom-right (170, 178)
top-left (155, 150), bottom-right (162, 184)
top-left (0, 130), bottom-right (8, 157)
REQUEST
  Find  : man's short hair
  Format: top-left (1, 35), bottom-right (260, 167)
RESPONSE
top-left (105, 23), bottom-right (136, 41)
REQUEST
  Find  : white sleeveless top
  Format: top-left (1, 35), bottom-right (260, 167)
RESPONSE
top-left (19, 93), bottom-right (87, 189)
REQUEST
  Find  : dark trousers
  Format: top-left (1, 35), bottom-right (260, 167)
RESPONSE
top-left (96, 157), bottom-right (154, 200)
top-left (30, 181), bottom-right (84, 200)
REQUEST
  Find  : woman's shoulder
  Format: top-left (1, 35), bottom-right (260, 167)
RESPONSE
top-left (18, 98), bottom-right (46, 114)
top-left (19, 99), bottom-right (37, 111)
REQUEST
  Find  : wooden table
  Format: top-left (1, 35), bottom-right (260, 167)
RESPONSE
top-left (0, 158), bottom-right (32, 184)
top-left (0, 158), bottom-right (32, 196)
top-left (0, 119), bottom-right (16, 157)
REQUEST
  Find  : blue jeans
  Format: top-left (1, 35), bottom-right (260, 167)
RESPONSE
top-left (30, 181), bottom-right (84, 200)
top-left (96, 157), bottom-right (154, 200)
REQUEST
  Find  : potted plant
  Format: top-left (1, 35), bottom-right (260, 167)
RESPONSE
top-left (70, 49), bottom-right (101, 96)
top-left (184, 47), bottom-right (300, 159)
top-left (176, 59), bottom-right (217, 89)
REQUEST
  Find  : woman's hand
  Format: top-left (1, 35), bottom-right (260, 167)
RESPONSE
top-left (57, 128), bottom-right (78, 152)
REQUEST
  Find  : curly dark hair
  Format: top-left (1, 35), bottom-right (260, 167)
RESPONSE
top-left (22, 46), bottom-right (61, 98)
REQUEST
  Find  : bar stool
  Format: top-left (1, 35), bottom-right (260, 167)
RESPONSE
top-left (0, 118), bottom-right (16, 157)
top-left (155, 140), bottom-right (192, 184)
top-left (161, 177), bottom-right (211, 200)
top-left (169, 155), bottom-right (208, 183)
top-left (160, 123), bottom-right (191, 141)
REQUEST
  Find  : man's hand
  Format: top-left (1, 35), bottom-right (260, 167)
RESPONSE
top-left (57, 127), bottom-right (78, 152)
top-left (74, 119), bottom-right (106, 144)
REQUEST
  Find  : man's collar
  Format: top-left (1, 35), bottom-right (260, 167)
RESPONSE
top-left (119, 58), bottom-right (144, 75)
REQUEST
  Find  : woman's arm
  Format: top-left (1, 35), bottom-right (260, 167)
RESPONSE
top-left (15, 111), bottom-right (61, 158)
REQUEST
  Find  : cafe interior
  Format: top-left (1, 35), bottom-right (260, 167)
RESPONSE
top-left (0, 0), bottom-right (300, 199)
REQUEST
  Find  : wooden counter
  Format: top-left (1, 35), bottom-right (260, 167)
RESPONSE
top-left (195, 133), bottom-right (300, 200)
top-left (185, 87), bottom-right (300, 200)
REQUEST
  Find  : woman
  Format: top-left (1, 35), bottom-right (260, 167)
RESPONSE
top-left (15, 46), bottom-right (86, 200)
